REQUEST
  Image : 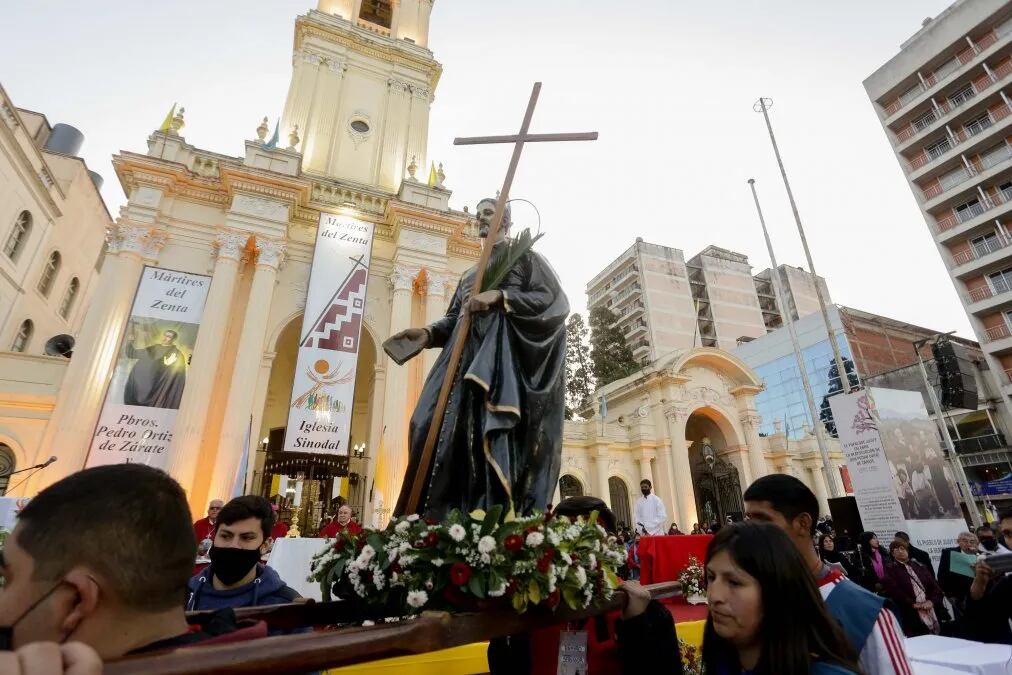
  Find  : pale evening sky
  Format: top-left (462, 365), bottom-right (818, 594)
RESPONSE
top-left (0, 1), bottom-right (964, 336)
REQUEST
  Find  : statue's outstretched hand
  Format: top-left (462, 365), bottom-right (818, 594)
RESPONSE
top-left (466, 290), bottom-right (503, 314)
top-left (391, 327), bottom-right (429, 347)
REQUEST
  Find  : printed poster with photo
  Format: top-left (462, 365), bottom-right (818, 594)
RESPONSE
top-left (86, 267), bottom-right (210, 469)
top-left (283, 213), bottom-right (374, 457)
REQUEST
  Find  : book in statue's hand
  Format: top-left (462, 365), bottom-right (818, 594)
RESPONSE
top-left (383, 331), bottom-right (427, 366)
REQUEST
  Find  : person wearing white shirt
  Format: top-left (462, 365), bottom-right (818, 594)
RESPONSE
top-left (634, 479), bottom-right (667, 536)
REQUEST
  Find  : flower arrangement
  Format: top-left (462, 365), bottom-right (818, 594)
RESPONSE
top-left (308, 505), bottom-right (625, 616)
top-left (679, 638), bottom-right (702, 675)
top-left (678, 555), bottom-right (705, 602)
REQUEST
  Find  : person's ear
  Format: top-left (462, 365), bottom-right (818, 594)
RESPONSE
top-left (794, 513), bottom-right (813, 539)
top-left (58, 570), bottom-right (100, 637)
top-left (261, 537), bottom-right (273, 555)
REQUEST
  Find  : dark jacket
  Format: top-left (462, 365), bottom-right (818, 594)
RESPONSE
top-left (881, 561), bottom-right (943, 637)
top-left (907, 544), bottom-right (935, 577)
top-left (186, 563), bottom-right (301, 612)
top-left (964, 572), bottom-right (1012, 643)
top-left (857, 546), bottom-right (891, 592)
top-left (938, 546), bottom-right (973, 602)
top-left (128, 608), bottom-right (268, 654)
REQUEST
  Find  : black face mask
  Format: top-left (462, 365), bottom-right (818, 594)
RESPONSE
top-left (981, 536), bottom-right (999, 552)
top-left (209, 546), bottom-right (261, 586)
top-left (0, 582), bottom-right (65, 651)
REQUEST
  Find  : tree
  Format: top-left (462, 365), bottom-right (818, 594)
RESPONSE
top-left (565, 313), bottom-right (594, 418)
top-left (589, 306), bottom-right (640, 387)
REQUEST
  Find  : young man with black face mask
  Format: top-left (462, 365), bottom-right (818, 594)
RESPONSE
top-left (187, 495), bottom-right (301, 613)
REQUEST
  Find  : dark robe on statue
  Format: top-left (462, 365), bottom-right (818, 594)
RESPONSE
top-left (394, 247), bottom-right (568, 520)
top-left (123, 343), bottom-right (187, 409)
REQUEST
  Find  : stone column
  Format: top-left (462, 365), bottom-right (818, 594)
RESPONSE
top-left (165, 231), bottom-right (246, 497)
top-left (808, 461), bottom-right (830, 518)
top-left (376, 264), bottom-right (416, 519)
top-left (28, 223), bottom-right (165, 495)
top-left (207, 238), bottom-right (285, 504)
top-left (739, 410), bottom-right (768, 485)
top-left (363, 365), bottom-right (386, 526)
top-left (592, 444), bottom-right (611, 508)
top-left (421, 270), bottom-right (447, 379)
top-left (664, 405), bottom-right (697, 529)
top-left (634, 450), bottom-right (655, 486)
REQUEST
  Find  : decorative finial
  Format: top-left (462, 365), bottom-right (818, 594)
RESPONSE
top-left (287, 124), bottom-right (300, 150)
top-left (169, 106), bottom-right (186, 135)
top-left (407, 155), bottom-right (418, 181)
top-left (436, 162), bottom-right (446, 188)
top-left (256, 116), bottom-right (269, 142)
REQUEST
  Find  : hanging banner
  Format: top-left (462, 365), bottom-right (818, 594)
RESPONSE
top-left (86, 266), bottom-right (210, 469)
top-left (830, 388), bottom-right (966, 567)
top-left (283, 213), bottom-right (374, 458)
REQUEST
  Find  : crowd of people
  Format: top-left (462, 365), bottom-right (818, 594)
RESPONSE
top-left (5, 461), bottom-right (1012, 674)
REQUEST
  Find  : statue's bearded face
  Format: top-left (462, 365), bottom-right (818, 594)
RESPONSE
top-left (476, 199), bottom-right (510, 239)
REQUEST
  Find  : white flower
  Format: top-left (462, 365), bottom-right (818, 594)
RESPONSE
top-left (588, 553), bottom-right (597, 570)
top-left (560, 552), bottom-right (573, 565)
top-left (547, 530), bottom-right (561, 546)
top-left (478, 536), bottom-right (496, 554)
top-left (548, 565), bottom-right (557, 593)
top-left (399, 542), bottom-right (412, 554)
top-left (526, 531), bottom-right (545, 547)
top-left (407, 514), bottom-right (420, 522)
top-left (395, 520), bottom-right (411, 534)
top-left (407, 590), bottom-right (428, 608)
top-left (489, 582), bottom-right (507, 598)
top-left (575, 566), bottom-right (587, 586)
top-left (431, 557), bottom-right (445, 567)
top-left (358, 544), bottom-right (376, 565)
top-left (565, 525), bottom-right (581, 540)
top-left (362, 620), bottom-right (375, 626)
top-left (373, 570), bottom-right (386, 589)
top-left (480, 552), bottom-right (491, 565)
top-left (449, 524), bottom-right (467, 542)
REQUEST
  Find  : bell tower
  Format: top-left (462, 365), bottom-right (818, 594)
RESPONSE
top-left (282, 0), bottom-right (441, 192)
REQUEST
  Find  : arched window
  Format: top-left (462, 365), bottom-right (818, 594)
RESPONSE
top-left (359, 0), bottom-right (392, 28)
top-left (0, 445), bottom-right (15, 495)
top-left (608, 476), bottom-right (632, 529)
top-left (11, 319), bottom-right (33, 353)
top-left (59, 277), bottom-right (80, 318)
top-left (3, 211), bottom-right (32, 261)
top-left (559, 474), bottom-right (584, 500)
top-left (37, 251), bottom-right (61, 297)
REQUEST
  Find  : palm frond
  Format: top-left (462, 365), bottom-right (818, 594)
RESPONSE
top-left (481, 228), bottom-right (544, 292)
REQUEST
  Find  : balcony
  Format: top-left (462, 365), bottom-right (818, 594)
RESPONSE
top-left (923, 166), bottom-right (975, 200)
top-left (885, 29), bottom-right (999, 119)
top-left (624, 320), bottom-right (648, 339)
top-left (984, 322), bottom-right (1012, 341)
top-left (908, 105), bottom-right (1012, 172)
top-left (953, 433), bottom-right (1008, 454)
top-left (936, 185), bottom-right (1012, 234)
top-left (952, 233), bottom-right (1012, 269)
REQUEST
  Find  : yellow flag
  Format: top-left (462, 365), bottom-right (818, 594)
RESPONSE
top-left (427, 161), bottom-right (438, 186)
top-left (158, 103), bottom-right (176, 132)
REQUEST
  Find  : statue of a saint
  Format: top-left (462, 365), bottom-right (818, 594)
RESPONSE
top-left (390, 198), bottom-right (568, 520)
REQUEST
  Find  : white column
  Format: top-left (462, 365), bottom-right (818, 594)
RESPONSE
top-left (376, 264), bottom-right (416, 521)
top-left (207, 239), bottom-right (285, 503)
top-left (635, 450), bottom-right (655, 486)
top-left (378, 79), bottom-right (412, 191)
top-left (362, 365), bottom-right (386, 523)
top-left (165, 231), bottom-right (245, 497)
top-left (808, 461), bottom-right (830, 517)
top-left (664, 405), bottom-right (697, 529)
top-left (421, 270), bottom-right (447, 378)
top-left (593, 444), bottom-right (611, 508)
top-left (739, 410), bottom-right (768, 484)
top-left (28, 223), bottom-right (165, 495)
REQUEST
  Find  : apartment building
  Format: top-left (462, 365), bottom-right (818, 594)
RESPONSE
top-left (586, 239), bottom-right (829, 360)
top-left (864, 0), bottom-right (1012, 420)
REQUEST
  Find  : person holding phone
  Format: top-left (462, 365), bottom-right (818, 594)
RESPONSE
top-left (963, 511), bottom-right (1012, 642)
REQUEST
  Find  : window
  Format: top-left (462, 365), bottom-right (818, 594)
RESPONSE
top-left (939, 165), bottom-right (969, 190)
top-left (59, 277), bottom-right (80, 319)
top-left (359, 0), bottom-right (392, 28)
top-left (898, 83), bottom-right (923, 106)
top-left (3, 211), bottom-right (31, 261)
top-left (934, 57), bottom-right (960, 82)
top-left (11, 319), bottom-right (32, 353)
top-left (988, 268), bottom-right (1012, 294)
top-left (0, 445), bottom-right (14, 496)
top-left (949, 85), bottom-right (976, 108)
top-left (1001, 181), bottom-right (1012, 203)
top-left (913, 110), bottom-right (938, 132)
top-left (350, 120), bottom-right (370, 133)
top-left (956, 198), bottom-right (985, 222)
top-left (558, 475), bottom-right (584, 500)
top-left (979, 142), bottom-right (1011, 171)
top-left (37, 251), bottom-right (60, 297)
top-left (965, 113), bottom-right (994, 137)
top-left (925, 137), bottom-right (951, 160)
top-left (608, 477), bottom-right (632, 529)
top-left (972, 231), bottom-right (1004, 257)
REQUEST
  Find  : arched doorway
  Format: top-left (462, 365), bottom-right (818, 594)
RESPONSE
top-left (0, 444), bottom-right (15, 495)
top-left (559, 474), bottom-right (584, 500)
top-left (686, 407), bottom-right (743, 527)
top-left (608, 476), bottom-right (632, 529)
top-left (255, 314), bottom-right (377, 533)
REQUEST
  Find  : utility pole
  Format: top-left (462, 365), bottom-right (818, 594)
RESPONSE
top-left (749, 179), bottom-right (840, 498)
top-left (755, 97), bottom-right (851, 395)
top-left (913, 335), bottom-right (982, 528)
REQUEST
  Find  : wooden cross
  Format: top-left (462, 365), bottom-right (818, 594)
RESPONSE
top-left (404, 82), bottom-right (598, 514)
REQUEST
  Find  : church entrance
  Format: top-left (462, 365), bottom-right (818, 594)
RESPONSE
top-left (686, 408), bottom-right (744, 528)
top-left (253, 314), bottom-right (377, 534)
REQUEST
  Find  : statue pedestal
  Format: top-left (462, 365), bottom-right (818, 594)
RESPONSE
top-left (267, 537), bottom-right (325, 600)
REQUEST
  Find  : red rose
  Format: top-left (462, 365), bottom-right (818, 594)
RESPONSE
top-left (504, 534), bottom-right (523, 552)
top-left (355, 537), bottom-right (366, 550)
top-left (425, 532), bottom-right (439, 547)
top-left (442, 584), bottom-right (465, 606)
top-left (424, 517), bottom-right (437, 526)
top-left (546, 589), bottom-right (561, 608)
top-left (536, 556), bottom-right (551, 573)
top-left (450, 562), bottom-right (472, 585)
top-left (541, 547), bottom-right (555, 561)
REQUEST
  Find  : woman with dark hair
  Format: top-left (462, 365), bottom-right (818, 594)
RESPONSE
top-left (818, 533), bottom-right (850, 577)
top-left (882, 539), bottom-right (943, 637)
top-left (857, 531), bottom-right (890, 593)
top-left (703, 522), bottom-right (860, 675)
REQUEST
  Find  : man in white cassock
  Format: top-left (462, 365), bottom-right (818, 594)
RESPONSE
top-left (634, 479), bottom-right (667, 536)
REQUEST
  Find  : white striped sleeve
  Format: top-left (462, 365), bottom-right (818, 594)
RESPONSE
top-left (858, 606), bottom-right (913, 675)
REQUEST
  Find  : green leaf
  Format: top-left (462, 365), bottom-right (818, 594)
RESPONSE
top-left (489, 570), bottom-right (505, 593)
top-left (481, 228), bottom-right (544, 293)
top-left (468, 573), bottom-right (486, 599)
top-left (528, 579), bottom-right (541, 605)
top-left (562, 587), bottom-right (580, 610)
top-left (481, 504), bottom-right (503, 536)
top-left (512, 591), bottom-right (528, 613)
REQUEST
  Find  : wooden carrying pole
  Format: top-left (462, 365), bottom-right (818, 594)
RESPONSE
top-left (106, 582), bottom-right (680, 675)
top-left (403, 82), bottom-right (597, 514)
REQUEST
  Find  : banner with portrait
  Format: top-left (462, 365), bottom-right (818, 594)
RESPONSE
top-left (830, 387), bottom-right (967, 566)
top-left (86, 266), bottom-right (210, 468)
top-left (283, 213), bottom-right (374, 457)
